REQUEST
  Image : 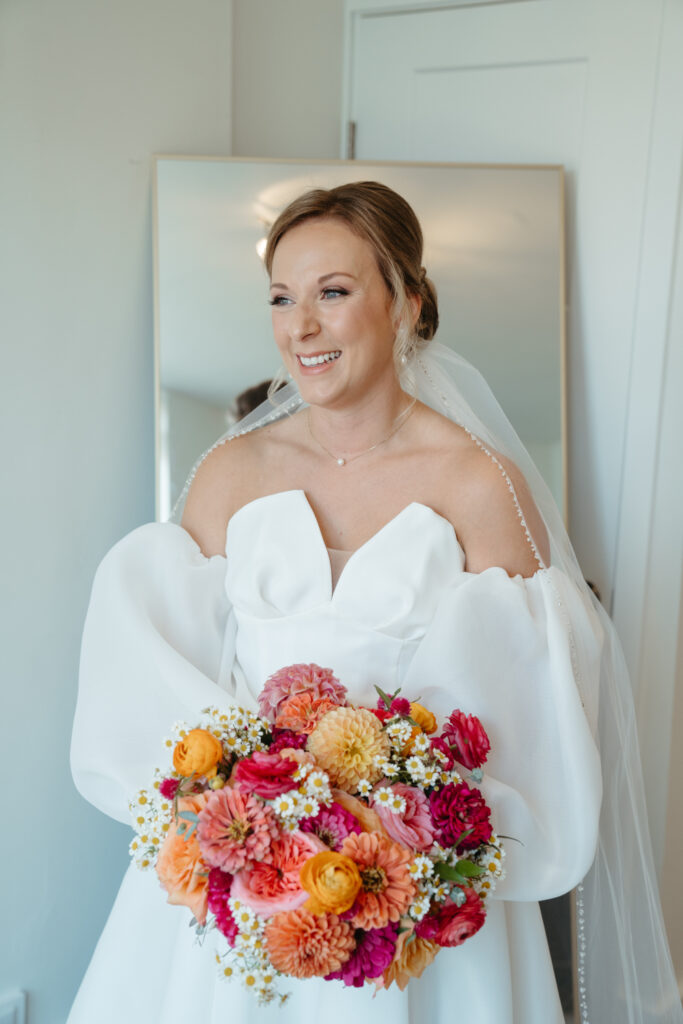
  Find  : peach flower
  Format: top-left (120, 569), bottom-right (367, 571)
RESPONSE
top-left (265, 908), bottom-right (355, 978)
top-left (331, 789), bottom-right (388, 837)
top-left (173, 728), bottom-right (223, 779)
top-left (156, 793), bottom-right (210, 925)
top-left (307, 707), bottom-right (390, 790)
top-left (381, 929), bottom-right (439, 991)
top-left (230, 831), bottom-right (325, 915)
top-left (197, 787), bottom-right (280, 873)
top-left (275, 693), bottom-right (339, 735)
top-left (340, 831), bottom-right (416, 930)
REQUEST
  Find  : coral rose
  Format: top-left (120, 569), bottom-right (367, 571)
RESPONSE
top-left (265, 908), bottom-right (355, 978)
top-left (156, 793), bottom-right (210, 925)
top-left (197, 787), bottom-right (280, 872)
top-left (340, 831), bottom-right (416, 930)
top-left (441, 710), bottom-right (491, 770)
top-left (307, 707), bottom-right (390, 790)
top-left (258, 664), bottom-right (347, 723)
top-left (231, 830), bottom-right (325, 915)
top-left (233, 750), bottom-right (299, 799)
top-left (300, 850), bottom-right (362, 915)
top-left (172, 729), bottom-right (223, 779)
top-left (381, 930), bottom-right (438, 990)
top-left (372, 783), bottom-right (435, 851)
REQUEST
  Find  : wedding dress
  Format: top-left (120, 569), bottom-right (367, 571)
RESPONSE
top-left (68, 488), bottom-right (604, 1024)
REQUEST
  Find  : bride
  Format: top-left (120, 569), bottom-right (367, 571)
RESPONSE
top-left (69, 182), bottom-right (681, 1022)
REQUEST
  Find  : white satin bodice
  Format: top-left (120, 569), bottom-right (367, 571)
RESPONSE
top-left (224, 489), bottom-right (466, 706)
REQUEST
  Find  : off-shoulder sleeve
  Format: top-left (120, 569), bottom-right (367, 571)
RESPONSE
top-left (70, 522), bottom-right (237, 825)
top-left (404, 566), bottom-right (604, 902)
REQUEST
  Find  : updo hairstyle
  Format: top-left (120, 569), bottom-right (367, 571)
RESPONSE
top-left (264, 181), bottom-right (439, 377)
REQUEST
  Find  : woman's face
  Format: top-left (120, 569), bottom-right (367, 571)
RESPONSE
top-left (269, 217), bottom-right (400, 409)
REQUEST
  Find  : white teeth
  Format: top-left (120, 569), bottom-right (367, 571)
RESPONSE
top-left (299, 351), bottom-right (341, 367)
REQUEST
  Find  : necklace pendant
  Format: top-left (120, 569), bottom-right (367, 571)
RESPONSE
top-left (337, 457), bottom-right (346, 466)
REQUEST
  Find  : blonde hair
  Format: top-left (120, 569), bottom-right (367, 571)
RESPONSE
top-left (264, 181), bottom-right (438, 392)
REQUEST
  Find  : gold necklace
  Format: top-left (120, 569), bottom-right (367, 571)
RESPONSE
top-left (307, 398), bottom-right (417, 467)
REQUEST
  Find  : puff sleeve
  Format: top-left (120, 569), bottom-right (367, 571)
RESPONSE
top-left (70, 523), bottom-right (237, 824)
top-left (404, 566), bottom-right (603, 901)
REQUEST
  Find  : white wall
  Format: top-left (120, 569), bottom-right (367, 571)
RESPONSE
top-left (232, 0), bottom-right (344, 159)
top-left (0, 1), bottom-right (232, 1020)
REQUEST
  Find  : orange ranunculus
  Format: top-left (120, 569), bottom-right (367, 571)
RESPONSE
top-left (409, 703), bottom-right (437, 734)
top-left (156, 793), bottom-right (210, 925)
top-left (331, 789), bottom-right (388, 836)
top-left (300, 850), bottom-right (362, 915)
top-left (173, 728), bottom-right (223, 779)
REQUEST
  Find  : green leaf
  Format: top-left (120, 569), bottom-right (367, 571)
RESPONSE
top-left (177, 811), bottom-right (199, 823)
top-left (455, 859), bottom-right (485, 878)
top-left (374, 685), bottom-right (392, 709)
top-left (450, 828), bottom-right (474, 847)
top-left (434, 861), bottom-right (466, 883)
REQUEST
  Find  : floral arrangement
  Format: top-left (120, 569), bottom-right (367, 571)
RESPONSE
top-left (129, 664), bottom-right (505, 1005)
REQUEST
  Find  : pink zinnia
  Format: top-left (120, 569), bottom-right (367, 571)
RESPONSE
top-left (300, 801), bottom-right (361, 851)
top-left (197, 787), bottom-right (280, 872)
top-left (207, 867), bottom-right (238, 944)
top-left (258, 663), bottom-right (347, 723)
top-left (372, 783), bottom-right (435, 851)
top-left (159, 777), bottom-right (180, 800)
top-left (325, 922), bottom-right (399, 987)
top-left (441, 710), bottom-right (491, 770)
top-left (233, 750), bottom-right (299, 799)
top-left (230, 830), bottom-right (325, 915)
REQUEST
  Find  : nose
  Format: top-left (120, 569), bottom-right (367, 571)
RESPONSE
top-left (289, 299), bottom-right (320, 342)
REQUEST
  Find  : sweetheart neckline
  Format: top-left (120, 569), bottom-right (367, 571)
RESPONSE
top-left (225, 489), bottom-right (466, 597)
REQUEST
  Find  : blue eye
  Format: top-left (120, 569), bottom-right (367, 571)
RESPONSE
top-left (268, 295), bottom-right (291, 306)
top-left (322, 287), bottom-right (348, 298)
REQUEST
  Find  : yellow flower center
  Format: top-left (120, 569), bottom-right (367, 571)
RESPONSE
top-left (360, 866), bottom-right (387, 893)
top-left (227, 818), bottom-right (252, 843)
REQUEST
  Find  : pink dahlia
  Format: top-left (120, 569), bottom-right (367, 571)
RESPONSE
top-left (441, 710), bottom-right (491, 770)
top-left (258, 663), bottom-right (347, 723)
top-left (231, 830), bottom-right (325, 915)
top-left (197, 787), bottom-right (280, 872)
top-left (300, 801), bottom-right (362, 851)
top-left (429, 781), bottom-right (493, 852)
top-left (372, 783), bottom-right (435, 852)
top-left (233, 750), bottom-right (299, 799)
top-left (415, 887), bottom-right (485, 947)
top-left (275, 693), bottom-right (339, 735)
top-left (326, 922), bottom-right (399, 987)
top-left (207, 867), bottom-right (238, 944)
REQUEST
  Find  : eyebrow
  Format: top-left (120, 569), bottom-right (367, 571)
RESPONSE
top-left (269, 272), bottom-right (356, 290)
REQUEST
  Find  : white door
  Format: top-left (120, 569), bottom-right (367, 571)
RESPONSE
top-left (343, 0), bottom-right (683, 872)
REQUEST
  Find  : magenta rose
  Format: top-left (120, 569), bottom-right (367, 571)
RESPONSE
top-left (441, 710), bottom-right (491, 770)
top-left (207, 867), bottom-right (238, 944)
top-left (233, 751), bottom-right (299, 799)
top-left (415, 888), bottom-right (485, 947)
top-left (429, 781), bottom-right (493, 851)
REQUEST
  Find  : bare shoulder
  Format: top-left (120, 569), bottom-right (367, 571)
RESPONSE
top-left (451, 438), bottom-right (550, 577)
top-left (180, 418), bottom-right (299, 557)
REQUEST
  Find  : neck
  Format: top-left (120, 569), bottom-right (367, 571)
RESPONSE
top-left (307, 379), bottom-right (412, 458)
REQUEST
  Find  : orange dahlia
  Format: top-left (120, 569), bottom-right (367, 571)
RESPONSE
top-left (265, 908), bottom-right (355, 978)
top-left (340, 831), bottom-right (416, 930)
top-left (307, 707), bottom-right (390, 790)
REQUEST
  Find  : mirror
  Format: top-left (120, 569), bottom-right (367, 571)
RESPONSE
top-left (154, 157), bottom-right (565, 522)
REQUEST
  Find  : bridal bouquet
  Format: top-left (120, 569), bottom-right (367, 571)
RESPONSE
top-left (129, 664), bottom-right (505, 1005)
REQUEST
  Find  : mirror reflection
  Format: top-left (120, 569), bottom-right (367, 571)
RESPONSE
top-left (154, 158), bottom-right (565, 521)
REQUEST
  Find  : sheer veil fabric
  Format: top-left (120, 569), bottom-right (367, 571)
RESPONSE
top-left (170, 342), bottom-right (682, 1023)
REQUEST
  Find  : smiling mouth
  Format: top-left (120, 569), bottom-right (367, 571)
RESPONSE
top-left (297, 351), bottom-right (342, 367)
